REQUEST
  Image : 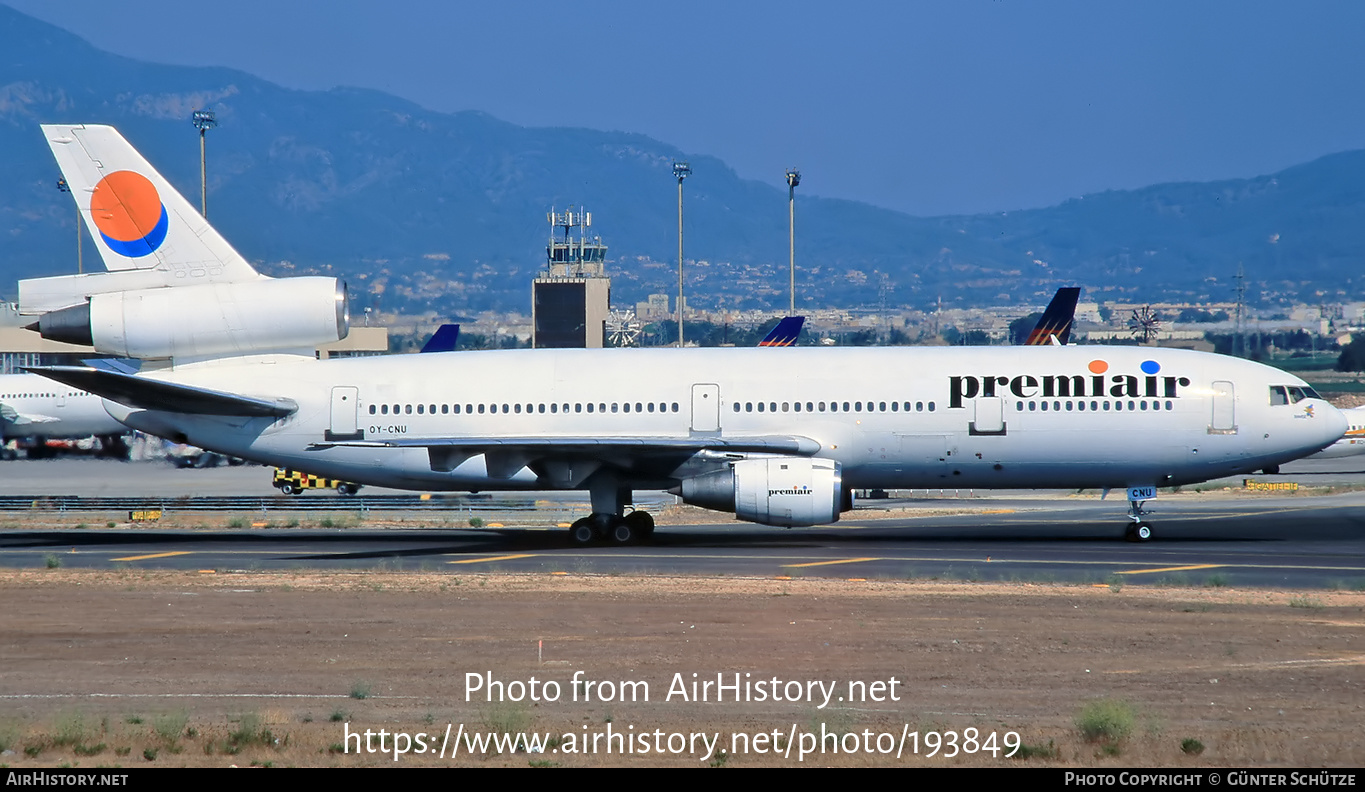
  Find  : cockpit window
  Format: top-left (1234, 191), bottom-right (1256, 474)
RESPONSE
top-left (1269, 386), bottom-right (1289, 406)
top-left (1287, 386), bottom-right (1321, 403)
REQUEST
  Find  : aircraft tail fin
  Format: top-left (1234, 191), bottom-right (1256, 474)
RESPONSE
top-left (420, 324), bottom-right (461, 353)
top-left (758, 316), bottom-right (805, 347)
top-left (40, 124), bottom-right (260, 283)
top-left (1024, 287), bottom-right (1080, 346)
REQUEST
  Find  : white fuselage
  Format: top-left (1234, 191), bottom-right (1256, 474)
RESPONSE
top-left (0, 373), bottom-right (126, 440)
top-left (99, 345), bottom-right (1346, 494)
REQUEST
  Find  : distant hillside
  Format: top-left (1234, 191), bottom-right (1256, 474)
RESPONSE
top-left (2, 6), bottom-right (1364, 314)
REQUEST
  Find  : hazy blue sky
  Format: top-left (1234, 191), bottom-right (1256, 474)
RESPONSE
top-left (9, 1), bottom-right (1365, 216)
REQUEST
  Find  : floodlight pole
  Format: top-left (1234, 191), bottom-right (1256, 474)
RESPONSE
top-left (673, 161), bottom-right (691, 346)
top-left (786, 169), bottom-right (801, 315)
top-left (192, 110), bottom-right (217, 218)
top-left (57, 177), bottom-right (81, 274)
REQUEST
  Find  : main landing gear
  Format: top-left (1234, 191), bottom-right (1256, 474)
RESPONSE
top-left (568, 510), bottom-right (655, 547)
top-left (568, 484), bottom-right (657, 546)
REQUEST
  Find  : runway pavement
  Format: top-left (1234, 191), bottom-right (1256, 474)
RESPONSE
top-left (2, 456), bottom-right (1365, 588)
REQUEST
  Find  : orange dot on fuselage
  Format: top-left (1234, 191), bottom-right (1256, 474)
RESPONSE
top-left (90, 171), bottom-right (162, 242)
top-left (1088, 360), bottom-right (1109, 374)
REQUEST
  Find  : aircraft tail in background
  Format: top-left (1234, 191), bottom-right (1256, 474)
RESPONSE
top-left (420, 324), bottom-right (461, 353)
top-left (758, 316), bottom-right (804, 347)
top-left (1024, 288), bottom-right (1081, 346)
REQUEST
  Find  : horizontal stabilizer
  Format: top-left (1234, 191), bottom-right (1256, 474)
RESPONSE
top-left (82, 358), bottom-right (143, 374)
top-left (26, 366), bottom-right (297, 418)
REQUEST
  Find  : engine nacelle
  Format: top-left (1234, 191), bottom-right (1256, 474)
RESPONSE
top-left (33, 277), bottom-right (348, 360)
top-left (678, 457), bottom-right (847, 527)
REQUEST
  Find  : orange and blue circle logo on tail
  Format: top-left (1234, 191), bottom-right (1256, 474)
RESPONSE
top-left (89, 171), bottom-right (168, 257)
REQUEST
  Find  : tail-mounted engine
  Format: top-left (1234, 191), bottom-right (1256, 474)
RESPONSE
top-left (30, 277), bottom-right (348, 360)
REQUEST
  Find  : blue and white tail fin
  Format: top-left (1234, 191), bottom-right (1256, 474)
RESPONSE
top-left (40, 124), bottom-right (260, 283)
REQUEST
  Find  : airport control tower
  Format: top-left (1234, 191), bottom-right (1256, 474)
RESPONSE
top-left (533, 207), bottom-right (611, 348)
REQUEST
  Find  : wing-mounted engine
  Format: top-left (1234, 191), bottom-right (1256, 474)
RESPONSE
top-left (28, 277), bottom-right (348, 360)
top-left (677, 457), bottom-right (849, 527)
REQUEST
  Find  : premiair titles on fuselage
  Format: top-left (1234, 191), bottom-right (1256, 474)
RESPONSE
top-left (949, 358), bottom-right (1189, 409)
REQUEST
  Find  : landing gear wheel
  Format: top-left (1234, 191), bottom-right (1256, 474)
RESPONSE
top-left (624, 510), bottom-right (655, 541)
top-left (1125, 522), bottom-right (1153, 542)
top-left (608, 518), bottom-right (635, 546)
top-left (569, 518), bottom-right (596, 547)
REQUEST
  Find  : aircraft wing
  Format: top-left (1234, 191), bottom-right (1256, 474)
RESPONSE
top-left (314, 434), bottom-right (821, 483)
top-left (26, 366), bottom-right (297, 418)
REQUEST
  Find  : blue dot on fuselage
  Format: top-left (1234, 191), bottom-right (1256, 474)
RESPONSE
top-left (1141, 360), bottom-right (1160, 375)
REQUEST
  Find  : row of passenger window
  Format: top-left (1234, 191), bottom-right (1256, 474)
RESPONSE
top-left (1016, 400), bottom-right (1175, 412)
top-left (734, 400), bottom-right (937, 414)
top-left (370, 402), bottom-right (682, 416)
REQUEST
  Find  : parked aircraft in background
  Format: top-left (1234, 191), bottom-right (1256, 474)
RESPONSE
top-left (416, 318), bottom-right (797, 353)
top-left (1024, 287), bottom-right (1081, 346)
top-left (1308, 404), bottom-right (1365, 459)
top-left (22, 125), bottom-right (1350, 545)
top-left (758, 316), bottom-right (804, 347)
top-left (0, 372), bottom-right (129, 458)
top-left (420, 324), bottom-right (460, 353)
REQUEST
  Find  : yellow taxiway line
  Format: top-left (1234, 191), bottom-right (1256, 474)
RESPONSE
top-left (448, 554), bottom-right (537, 565)
top-left (781, 557), bottom-right (880, 568)
top-left (1115, 563), bottom-right (1223, 576)
top-left (111, 551), bottom-right (194, 562)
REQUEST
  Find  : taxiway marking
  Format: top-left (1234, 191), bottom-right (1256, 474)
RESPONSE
top-left (111, 551), bottom-right (193, 561)
top-left (1116, 563), bottom-right (1223, 575)
top-left (782, 557), bottom-right (880, 568)
top-left (448, 554), bottom-right (537, 565)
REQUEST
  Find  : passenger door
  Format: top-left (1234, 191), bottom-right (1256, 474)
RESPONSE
top-left (326, 386), bottom-right (363, 441)
top-left (691, 383), bottom-right (720, 434)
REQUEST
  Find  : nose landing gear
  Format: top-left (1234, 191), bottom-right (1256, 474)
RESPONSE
top-left (1124, 488), bottom-right (1155, 542)
top-left (1125, 520), bottom-right (1153, 542)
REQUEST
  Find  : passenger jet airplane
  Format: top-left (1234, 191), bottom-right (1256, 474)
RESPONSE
top-left (1309, 404), bottom-right (1365, 459)
top-left (0, 372), bottom-right (130, 457)
top-left (20, 125), bottom-right (1349, 544)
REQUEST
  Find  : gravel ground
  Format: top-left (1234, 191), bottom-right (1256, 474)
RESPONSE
top-left (1, 569), bottom-right (1361, 767)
